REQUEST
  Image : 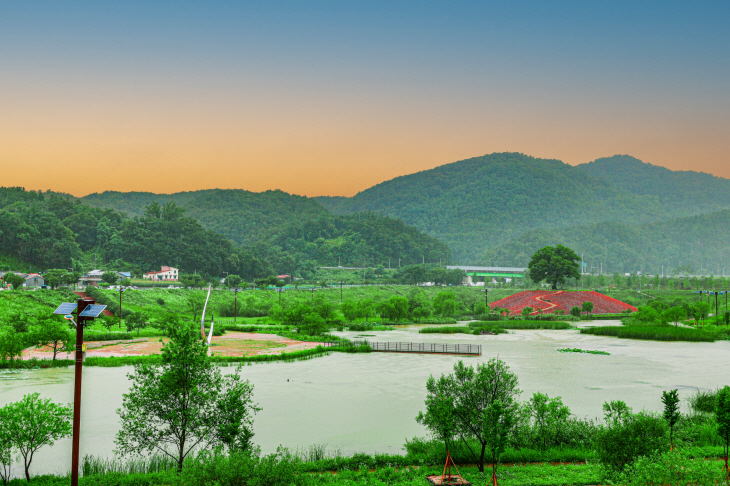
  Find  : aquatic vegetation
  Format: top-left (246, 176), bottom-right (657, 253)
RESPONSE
top-left (580, 326), bottom-right (716, 342)
top-left (558, 348), bottom-right (610, 355)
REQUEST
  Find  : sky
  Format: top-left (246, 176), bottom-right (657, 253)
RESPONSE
top-left (2, 1), bottom-right (729, 197)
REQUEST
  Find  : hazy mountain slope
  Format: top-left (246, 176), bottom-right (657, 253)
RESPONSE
top-left (577, 155), bottom-right (730, 213)
top-left (316, 152), bottom-right (676, 262)
top-left (82, 189), bottom-right (451, 269)
top-left (482, 210), bottom-right (730, 275)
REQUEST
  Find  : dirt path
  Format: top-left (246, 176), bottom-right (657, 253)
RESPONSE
top-left (22, 331), bottom-right (323, 360)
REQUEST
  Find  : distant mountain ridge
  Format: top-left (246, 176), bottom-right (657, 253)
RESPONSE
top-left (82, 152), bottom-right (730, 272)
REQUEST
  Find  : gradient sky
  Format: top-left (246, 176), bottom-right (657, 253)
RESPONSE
top-left (2, 1), bottom-right (729, 197)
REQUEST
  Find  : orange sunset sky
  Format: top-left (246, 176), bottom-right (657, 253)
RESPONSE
top-left (2, 2), bottom-right (729, 197)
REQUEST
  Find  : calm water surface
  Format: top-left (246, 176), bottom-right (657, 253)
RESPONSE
top-left (2, 321), bottom-right (728, 476)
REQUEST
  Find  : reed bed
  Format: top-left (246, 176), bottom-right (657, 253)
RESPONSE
top-left (580, 326), bottom-right (716, 342)
top-left (81, 454), bottom-right (177, 476)
top-left (557, 348), bottom-right (610, 355)
top-left (418, 326), bottom-right (473, 334)
top-left (469, 320), bottom-right (572, 330)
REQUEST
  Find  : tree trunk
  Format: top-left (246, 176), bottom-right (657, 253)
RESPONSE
top-left (479, 443), bottom-right (486, 473)
top-left (178, 434), bottom-right (185, 473)
top-left (551, 283), bottom-right (557, 290)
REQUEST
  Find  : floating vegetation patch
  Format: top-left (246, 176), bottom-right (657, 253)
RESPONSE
top-left (558, 348), bottom-right (610, 355)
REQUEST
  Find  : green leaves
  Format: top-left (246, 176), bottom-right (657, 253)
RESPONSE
top-left (115, 325), bottom-right (259, 470)
top-left (0, 393), bottom-right (72, 482)
top-left (527, 245), bottom-right (581, 290)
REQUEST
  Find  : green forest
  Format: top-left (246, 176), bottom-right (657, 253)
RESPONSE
top-left (4, 153), bottom-right (730, 277)
top-left (0, 187), bottom-right (449, 280)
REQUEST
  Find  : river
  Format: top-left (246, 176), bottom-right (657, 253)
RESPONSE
top-left (1, 321), bottom-right (728, 476)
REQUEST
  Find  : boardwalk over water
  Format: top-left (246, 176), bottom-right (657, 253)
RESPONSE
top-left (324, 340), bottom-right (481, 356)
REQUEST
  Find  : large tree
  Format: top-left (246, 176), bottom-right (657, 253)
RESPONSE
top-left (115, 324), bottom-right (259, 471)
top-left (0, 393), bottom-right (72, 482)
top-left (28, 318), bottom-right (73, 361)
top-left (416, 359), bottom-right (521, 473)
top-left (527, 244), bottom-right (581, 290)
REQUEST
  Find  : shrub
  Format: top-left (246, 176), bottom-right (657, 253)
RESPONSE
top-left (594, 408), bottom-right (669, 473)
top-left (616, 451), bottom-right (725, 485)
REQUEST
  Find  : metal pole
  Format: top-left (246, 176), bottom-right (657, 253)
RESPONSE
top-left (340, 281), bottom-right (343, 301)
top-left (119, 289), bottom-right (123, 329)
top-left (278, 289), bottom-right (282, 306)
top-left (234, 290), bottom-right (238, 325)
top-left (71, 298), bottom-right (92, 486)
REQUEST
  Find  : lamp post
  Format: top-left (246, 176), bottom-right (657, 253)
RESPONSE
top-left (230, 288), bottom-right (242, 324)
top-left (277, 287), bottom-right (284, 306)
top-left (482, 288), bottom-right (490, 309)
top-left (118, 288), bottom-right (125, 329)
top-left (52, 299), bottom-right (106, 486)
top-left (339, 281), bottom-right (345, 301)
top-left (311, 288), bottom-right (317, 301)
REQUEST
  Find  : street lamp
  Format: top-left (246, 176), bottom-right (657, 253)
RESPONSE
top-left (230, 288), bottom-right (242, 325)
top-left (339, 281), bottom-right (345, 301)
top-left (481, 288), bottom-right (490, 309)
top-left (311, 288), bottom-right (317, 301)
top-left (52, 299), bottom-right (107, 486)
top-left (276, 287), bottom-right (285, 306)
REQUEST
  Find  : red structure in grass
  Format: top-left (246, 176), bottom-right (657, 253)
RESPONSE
top-left (489, 290), bottom-right (637, 316)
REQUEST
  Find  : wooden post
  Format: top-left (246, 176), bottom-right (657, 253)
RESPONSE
top-left (71, 298), bottom-right (93, 486)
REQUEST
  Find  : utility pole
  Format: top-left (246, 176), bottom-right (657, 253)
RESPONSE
top-left (230, 288), bottom-right (241, 324)
top-left (118, 288), bottom-right (125, 329)
top-left (340, 281), bottom-right (344, 301)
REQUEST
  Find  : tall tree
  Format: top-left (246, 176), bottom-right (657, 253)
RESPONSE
top-left (115, 325), bottom-right (259, 471)
top-left (527, 245), bottom-right (581, 290)
top-left (0, 393), bottom-right (72, 482)
top-left (416, 359), bottom-right (520, 473)
top-left (661, 389), bottom-right (681, 450)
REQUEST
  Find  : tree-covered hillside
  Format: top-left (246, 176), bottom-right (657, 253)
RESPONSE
top-left (82, 189), bottom-right (451, 271)
top-left (577, 155), bottom-right (730, 213)
top-left (482, 210), bottom-right (730, 275)
top-left (315, 153), bottom-right (688, 261)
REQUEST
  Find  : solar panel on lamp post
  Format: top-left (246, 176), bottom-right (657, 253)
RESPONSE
top-left (53, 300), bottom-right (106, 486)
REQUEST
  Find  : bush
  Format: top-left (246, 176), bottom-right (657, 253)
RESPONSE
top-left (615, 451), bottom-right (725, 485)
top-left (594, 410), bottom-right (669, 472)
top-left (179, 449), bottom-right (301, 486)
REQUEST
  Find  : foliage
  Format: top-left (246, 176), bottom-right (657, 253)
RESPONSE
top-left (3, 274), bottom-right (25, 291)
top-left (0, 393), bottom-right (72, 482)
top-left (527, 245), bottom-right (581, 290)
top-left (593, 401), bottom-right (669, 473)
top-left (615, 451), bottom-right (726, 485)
top-left (557, 348), bottom-right (609, 355)
top-left (27, 318), bottom-right (73, 360)
top-left (115, 325), bottom-right (260, 471)
top-left (416, 359), bottom-right (521, 472)
top-left (716, 386), bottom-right (730, 469)
top-left (580, 325), bottom-right (717, 342)
top-left (662, 389), bottom-right (681, 448)
top-left (418, 326), bottom-right (473, 334)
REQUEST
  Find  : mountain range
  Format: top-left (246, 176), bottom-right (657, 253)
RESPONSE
top-left (80, 152), bottom-right (730, 274)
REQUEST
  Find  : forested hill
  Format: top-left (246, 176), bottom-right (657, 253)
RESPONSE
top-left (83, 189), bottom-right (328, 246)
top-left (316, 152), bottom-right (689, 261)
top-left (577, 155), bottom-right (730, 213)
top-left (482, 210), bottom-right (730, 275)
top-left (80, 188), bottom-right (451, 273)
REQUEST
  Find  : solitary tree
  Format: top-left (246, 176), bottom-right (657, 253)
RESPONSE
top-left (0, 393), bottom-right (72, 482)
top-left (484, 399), bottom-right (517, 485)
top-left (28, 318), bottom-right (73, 361)
top-left (581, 301), bottom-right (594, 317)
top-left (662, 307), bottom-right (685, 327)
top-left (662, 389), bottom-right (681, 450)
top-left (570, 306), bottom-right (582, 318)
top-left (116, 325), bottom-right (260, 471)
top-left (716, 386), bottom-right (730, 478)
top-left (185, 292), bottom-right (206, 322)
top-left (125, 312), bottom-right (149, 337)
top-left (521, 307), bottom-right (534, 319)
top-left (527, 245), bottom-right (581, 290)
top-left (416, 359), bottom-right (520, 473)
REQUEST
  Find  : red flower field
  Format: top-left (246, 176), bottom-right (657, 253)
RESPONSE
top-left (489, 290), bottom-right (637, 315)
